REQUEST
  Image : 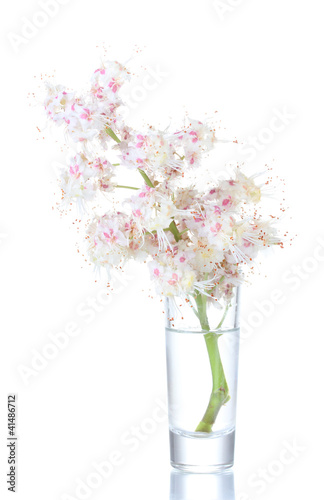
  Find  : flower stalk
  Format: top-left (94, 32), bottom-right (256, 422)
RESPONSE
top-left (168, 220), bottom-right (181, 242)
top-left (138, 169), bottom-right (155, 188)
top-left (194, 293), bottom-right (230, 433)
top-left (106, 127), bottom-right (121, 143)
top-left (115, 185), bottom-right (139, 190)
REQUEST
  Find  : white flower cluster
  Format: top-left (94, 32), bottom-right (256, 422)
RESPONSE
top-left (44, 59), bottom-right (282, 302)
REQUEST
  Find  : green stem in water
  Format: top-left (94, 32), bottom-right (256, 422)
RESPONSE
top-left (195, 294), bottom-right (230, 433)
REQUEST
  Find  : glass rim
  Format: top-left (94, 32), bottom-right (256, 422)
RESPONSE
top-left (165, 326), bottom-right (240, 335)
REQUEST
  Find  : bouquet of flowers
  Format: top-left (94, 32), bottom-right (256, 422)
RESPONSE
top-left (42, 58), bottom-right (283, 433)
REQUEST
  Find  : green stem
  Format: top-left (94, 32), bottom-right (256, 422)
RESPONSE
top-left (195, 294), bottom-right (230, 433)
top-left (106, 127), bottom-right (121, 143)
top-left (168, 220), bottom-right (181, 242)
top-left (138, 169), bottom-right (155, 188)
top-left (115, 185), bottom-right (139, 190)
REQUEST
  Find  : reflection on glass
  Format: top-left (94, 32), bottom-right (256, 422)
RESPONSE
top-left (170, 469), bottom-right (235, 500)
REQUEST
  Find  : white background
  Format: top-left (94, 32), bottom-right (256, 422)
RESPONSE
top-left (1, 1), bottom-right (323, 499)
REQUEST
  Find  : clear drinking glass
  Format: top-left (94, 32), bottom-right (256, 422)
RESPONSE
top-left (165, 288), bottom-right (240, 472)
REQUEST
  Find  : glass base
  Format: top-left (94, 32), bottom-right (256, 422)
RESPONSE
top-left (170, 468), bottom-right (235, 500)
top-left (169, 428), bottom-right (235, 472)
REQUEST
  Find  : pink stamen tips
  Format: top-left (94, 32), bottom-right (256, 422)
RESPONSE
top-left (80, 108), bottom-right (92, 121)
top-left (130, 241), bottom-right (139, 251)
top-left (168, 273), bottom-right (179, 286)
top-left (108, 79), bottom-right (120, 93)
top-left (136, 135), bottom-right (145, 148)
top-left (211, 222), bottom-right (222, 234)
top-left (222, 197), bottom-right (231, 206)
top-left (189, 130), bottom-right (198, 143)
top-left (69, 164), bottom-right (80, 178)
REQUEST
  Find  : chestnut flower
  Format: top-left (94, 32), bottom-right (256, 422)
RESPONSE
top-left (43, 57), bottom-right (283, 302)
